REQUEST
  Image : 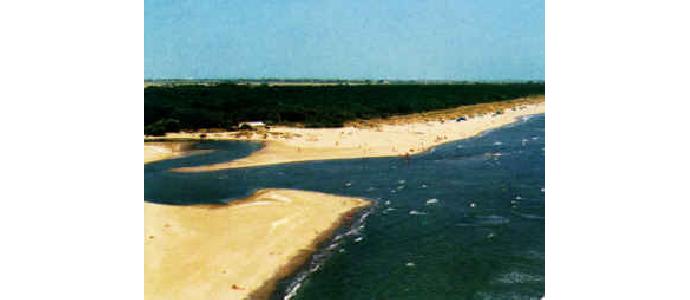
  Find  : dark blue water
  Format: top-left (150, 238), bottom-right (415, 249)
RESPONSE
top-left (145, 114), bottom-right (545, 299)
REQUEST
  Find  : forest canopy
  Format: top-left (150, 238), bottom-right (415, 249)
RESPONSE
top-left (144, 83), bottom-right (544, 134)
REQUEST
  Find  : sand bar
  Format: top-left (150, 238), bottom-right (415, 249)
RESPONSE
top-left (144, 189), bottom-right (371, 300)
top-left (144, 141), bottom-right (196, 163)
top-left (159, 97), bottom-right (544, 172)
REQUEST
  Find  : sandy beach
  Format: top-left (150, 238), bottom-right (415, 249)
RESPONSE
top-left (144, 189), bottom-right (371, 300)
top-left (144, 141), bottom-right (196, 163)
top-left (158, 97), bottom-right (544, 172)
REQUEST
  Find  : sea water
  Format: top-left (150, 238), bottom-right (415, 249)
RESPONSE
top-left (145, 114), bottom-right (545, 299)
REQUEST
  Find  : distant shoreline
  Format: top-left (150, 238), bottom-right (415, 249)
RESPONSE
top-left (147, 97), bottom-right (544, 171)
top-left (145, 79), bottom-right (545, 88)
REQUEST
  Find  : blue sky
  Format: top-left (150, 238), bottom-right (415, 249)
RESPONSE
top-left (145, 0), bottom-right (544, 80)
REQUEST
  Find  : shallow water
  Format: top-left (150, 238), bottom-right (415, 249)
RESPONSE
top-left (145, 114), bottom-right (545, 299)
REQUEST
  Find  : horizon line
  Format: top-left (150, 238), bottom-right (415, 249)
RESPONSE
top-left (144, 78), bottom-right (545, 82)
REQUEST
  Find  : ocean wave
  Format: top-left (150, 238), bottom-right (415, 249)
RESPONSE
top-left (494, 271), bottom-right (544, 284)
top-left (512, 212), bottom-right (544, 220)
top-left (521, 115), bottom-right (534, 122)
top-left (426, 198), bottom-right (439, 205)
top-left (456, 215), bottom-right (510, 226)
top-left (282, 207), bottom-right (374, 300)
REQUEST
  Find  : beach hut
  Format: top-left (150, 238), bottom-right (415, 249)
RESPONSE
top-left (238, 121), bottom-right (266, 131)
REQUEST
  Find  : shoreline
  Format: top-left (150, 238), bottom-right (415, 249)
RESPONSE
top-left (144, 189), bottom-right (371, 300)
top-left (245, 202), bottom-right (368, 300)
top-left (144, 141), bottom-right (196, 163)
top-left (158, 97), bottom-right (544, 172)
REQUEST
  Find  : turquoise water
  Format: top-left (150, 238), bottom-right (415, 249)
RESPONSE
top-left (145, 114), bottom-right (545, 299)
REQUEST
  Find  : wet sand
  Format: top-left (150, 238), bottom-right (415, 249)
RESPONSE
top-left (163, 97), bottom-right (544, 172)
top-left (144, 189), bottom-right (371, 300)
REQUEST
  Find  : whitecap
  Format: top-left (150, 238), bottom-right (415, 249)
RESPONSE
top-left (397, 179), bottom-right (406, 185)
top-left (521, 115), bottom-right (534, 122)
top-left (409, 210), bottom-right (427, 215)
top-left (495, 271), bottom-right (544, 284)
top-left (281, 207), bottom-right (373, 300)
top-left (284, 282), bottom-right (302, 300)
top-left (405, 262), bottom-right (416, 267)
top-left (426, 198), bottom-right (439, 205)
top-left (493, 141), bottom-right (503, 146)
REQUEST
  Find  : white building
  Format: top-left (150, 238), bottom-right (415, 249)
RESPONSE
top-left (239, 121), bottom-right (266, 129)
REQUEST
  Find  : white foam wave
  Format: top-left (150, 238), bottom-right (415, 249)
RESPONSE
top-left (521, 115), bottom-right (534, 122)
top-left (282, 207), bottom-right (374, 300)
top-left (495, 271), bottom-right (544, 284)
top-left (426, 198), bottom-right (439, 205)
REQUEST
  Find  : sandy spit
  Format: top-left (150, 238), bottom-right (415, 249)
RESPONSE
top-left (144, 189), bottom-right (371, 300)
top-left (144, 141), bottom-right (196, 163)
top-left (157, 97), bottom-right (544, 172)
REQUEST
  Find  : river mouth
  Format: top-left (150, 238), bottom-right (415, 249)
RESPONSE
top-left (144, 114), bottom-right (545, 299)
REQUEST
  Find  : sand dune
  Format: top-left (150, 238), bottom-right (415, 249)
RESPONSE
top-left (144, 189), bottom-right (371, 300)
top-left (162, 97), bottom-right (544, 172)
